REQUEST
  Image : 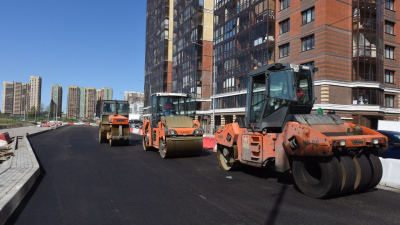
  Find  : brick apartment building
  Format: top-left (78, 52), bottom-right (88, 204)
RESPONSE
top-left (67, 86), bottom-right (80, 118)
top-left (67, 86), bottom-right (98, 119)
top-left (144, 0), bottom-right (400, 130)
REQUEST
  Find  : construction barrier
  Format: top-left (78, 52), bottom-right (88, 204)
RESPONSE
top-left (130, 128), bottom-right (142, 135)
top-left (379, 157), bottom-right (400, 189)
top-left (203, 136), bottom-right (216, 151)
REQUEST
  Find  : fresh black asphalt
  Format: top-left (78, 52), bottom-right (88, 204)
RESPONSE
top-left (5, 126), bottom-right (400, 225)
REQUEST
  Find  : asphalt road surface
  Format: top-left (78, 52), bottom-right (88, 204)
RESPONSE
top-left (6, 126), bottom-right (400, 225)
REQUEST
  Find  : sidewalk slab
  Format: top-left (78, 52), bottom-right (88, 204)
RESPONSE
top-left (0, 136), bottom-right (40, 225)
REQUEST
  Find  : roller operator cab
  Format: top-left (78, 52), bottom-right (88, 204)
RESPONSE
top-left (142, 93), bottom-right (204, 158)
top-left (215, 63), bottom-right (388, 198)
top-left (99, 100), bottom-right (130, 146)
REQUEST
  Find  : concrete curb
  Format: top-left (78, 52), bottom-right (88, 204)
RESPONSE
top-left (0, 136), bottom-right (40, 225)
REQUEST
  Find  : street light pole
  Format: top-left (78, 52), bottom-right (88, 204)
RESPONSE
top-left (192, 42), bottom-right (216, 133)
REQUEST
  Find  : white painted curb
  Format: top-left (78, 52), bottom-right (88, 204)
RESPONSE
top-left (379, 157), bottom-right (400, 189)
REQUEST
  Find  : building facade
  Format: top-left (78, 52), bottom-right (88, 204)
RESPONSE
top-left (143, 0), bottom-right (400, 130)
top-left (124, 91), bottom-right (144, 104)
top-left (50, 84), bottom-right (62, 118)
top-left (274, 0), bottom-right (400, 129)
top-left (29, 76), bottom-right (42, 110)
top-left (86, 87), bottom-right (96, 119)
top-left (144, 0), bottom-right (174, 107)
top-left (2, 82), bottom-right (14, 114)
top-left (2, 81), bottom-right (30, 116)
top-left (13, 82), bottom-right (30, 116)
top-left (67, 86), bottom-right (80, 119)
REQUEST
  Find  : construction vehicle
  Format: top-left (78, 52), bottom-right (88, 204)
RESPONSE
top-left (142, 93), bottom-right (203, 158)
top-left (99, 100), bottom-right (130, 146)
top-left (215, 63), bottom-right (388, 198)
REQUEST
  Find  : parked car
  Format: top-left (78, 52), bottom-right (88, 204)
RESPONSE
top-left (376, 130), bottom-right (400, 159)
top-left (130, 120), bottom-right (142, 128)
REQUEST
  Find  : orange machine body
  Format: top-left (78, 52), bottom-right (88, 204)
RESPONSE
top-left (215, 121), bottom-right (388, 171)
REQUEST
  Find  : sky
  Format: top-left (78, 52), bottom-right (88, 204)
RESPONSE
top-left (0, 0), bottom-right (146, 111)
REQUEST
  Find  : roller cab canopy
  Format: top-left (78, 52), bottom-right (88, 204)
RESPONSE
top-left (244, 63), bottom-right (316, 132)
top-left (150, 92), bottom-right (196, 124)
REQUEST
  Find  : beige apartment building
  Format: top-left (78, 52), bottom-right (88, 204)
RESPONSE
top-left (2, 82), bottom-right (14, 114)
top-left (29, 76), bottom-right (42, 110)
top-left (2, 81), bottom-right (30, 116)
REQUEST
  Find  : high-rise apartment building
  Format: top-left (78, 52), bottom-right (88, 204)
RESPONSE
top-left (124, 91), bottom-right (144, 104)
top-left (144, 0), bottom-right (174, 106)
top-left (50, 84), bottom-right (62, 118)
top-left (2, 81), bottom-right (30, 116)
top-left (144, 0), bottom-right (400, 130)
top-left (172, 0), bottom-right (214, 111)
top-left (86, 88), bottom-right (96, 118)
top-left (79, 87), bottom-right (86, 118)
top-left (13, 82), bottom-right (30, 115)
top-left (29, 76), bottom-right (42, 110)
top-left (144, 0), bottom-right (214, 112)
top-left (67, 86), bottom-right (80, 118)
top-left (67, 86), bottom-right (97, 119)
top-left (2, 82), bottom-right (14, 114)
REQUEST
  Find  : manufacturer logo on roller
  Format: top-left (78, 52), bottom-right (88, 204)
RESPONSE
top-left (351, 139), bottom-right (364, 145)
top-left (116, 119), bottom-right (126, 122)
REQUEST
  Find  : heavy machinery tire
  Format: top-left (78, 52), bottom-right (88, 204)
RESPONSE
top-left (143, 136), bottom-right (150, 151)
top-left (338, 155), bottom-right (357, 195)
top-left (159, 139), bottom-right (167, 159)
top-left (217, 146), bottom-right (240, 171)
top-left (123, 140), bottom-right (130, 146)
top-left (353, 154), bottom-right (372, 192)
top-left (292, 156), bottom-right (342, 198)
top-left (99, 130), bottom-right (106, 143)
top-left (365, 154), bottom-right (383, 190)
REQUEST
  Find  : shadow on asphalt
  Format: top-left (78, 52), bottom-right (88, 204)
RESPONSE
top-left (241, 165), bottom-right (295, 186)
top-left (5, 138), bottom-right (46, 225)
top-left (265, 185), bottom-right (288, 225)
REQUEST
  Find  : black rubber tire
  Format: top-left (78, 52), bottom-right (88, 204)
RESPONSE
top-left (292, 157), bottom-right (343, 198)
top-left (143, 136), bottom-right (150, 151)
top-left (217, 146), bottom-right (241, 171)
top-left (159, 140), bottom-right (167, 159)
top-left (353, 154), bottom-right (372, 192)
top-left (99, 130), bottom-right (106, 143)
top-left (366, 154), bottom-right (383, 190)
top-left (338, 156), bottom-right (357, 195)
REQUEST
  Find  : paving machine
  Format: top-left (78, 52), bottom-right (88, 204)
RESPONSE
top-left (142, 93), bottom-right (203, 158)
top-left (215, 63), bottom-right (388, 198)
top-left (99, 100), bottom-right (130, 146)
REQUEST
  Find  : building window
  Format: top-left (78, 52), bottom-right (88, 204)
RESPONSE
top-left (352, 88), bottom-right (382, 105)
top-left (301, 61), bottom-right (315, 67)
top-left (280, 19), bottom-right (290, 34)
top-left (280, 0), bottom-right (290, 10)
top-left (279, 43), bottom-right (290, 58)
top-left (385, 21), bottom-right (395, 35)
top-left (385, 45), bottom-right (395, 59)
top-left (302, 8), bottom-right (315, 25)
top-left (386, 0), bottom-right (394, 10)
top-left (301, 35), bottom-right (314, 51)
top-left (385, 70), bottom-right (394, 83)
top-left (385, 95), bottom-right (394, 108)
